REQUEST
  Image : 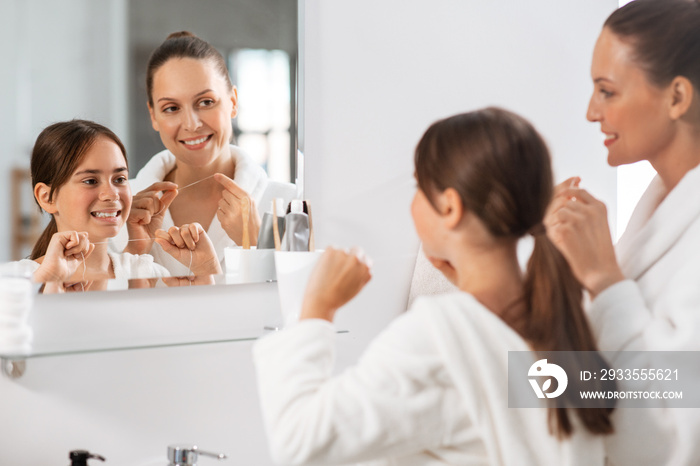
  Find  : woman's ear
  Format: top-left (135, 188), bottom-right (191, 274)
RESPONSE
top-left (148, 103), bottom-right (160, 132)
top-left (230, 86), bottom-right (239, 119)
top-left (34, 183), bottom-right (57, 214)
top-left (437, 188), bottom-right (464, 229)
top-left (668, 76), bottom-right (694, 121)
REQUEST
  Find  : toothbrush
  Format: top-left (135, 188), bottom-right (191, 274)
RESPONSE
top-left (272, 198), bottom-right (281, 251)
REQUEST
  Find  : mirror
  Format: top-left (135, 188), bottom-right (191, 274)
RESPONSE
top-left (1, 0), bottom-right (300, 287)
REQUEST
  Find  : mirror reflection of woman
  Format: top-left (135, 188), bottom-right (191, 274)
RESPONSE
top-left (120, 31), bottom-right (268, 275)
top-left (19, 120), bottom-right (220, 292)
top-left (544, 1), bottom-right (700, 464)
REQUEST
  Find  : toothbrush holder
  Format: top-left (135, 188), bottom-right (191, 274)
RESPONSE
top-left (273, 250), bottom-right (324, 327)
top-left (224, 246), bottom-right (276, 284)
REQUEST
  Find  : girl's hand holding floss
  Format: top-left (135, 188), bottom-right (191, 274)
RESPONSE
top-left (154, 222), bottom-right (222, 277)
top-left (33, 231), bottom-right (94, 284)
top-left (300, 247), bottom-right (373, 322)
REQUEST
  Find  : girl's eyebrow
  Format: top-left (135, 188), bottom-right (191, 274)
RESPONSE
top-left (73, 167), bottom-right (128, 177)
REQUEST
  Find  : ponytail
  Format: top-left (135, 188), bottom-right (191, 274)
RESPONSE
top-left (30, 216), bottom-right (57, 260)
top-left (521, 232), bottom-right (615, 437)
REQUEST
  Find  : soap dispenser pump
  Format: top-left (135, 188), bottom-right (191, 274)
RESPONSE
top-left (69, 450), bottom-right (106, 466)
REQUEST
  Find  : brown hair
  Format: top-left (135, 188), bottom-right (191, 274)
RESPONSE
top-left (605, 0), bottom-right (700, 92)
top-left (414, 107), bottom-right (615, 438)
top-left (146, 31), bottom-right (233, 107)
top-left (30, 120), bottom-right (127, 260)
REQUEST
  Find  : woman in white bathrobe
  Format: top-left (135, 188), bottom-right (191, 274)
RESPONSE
top-left (544, 1), bottom-right (700, 464)
top-left (119, 31), bottom-right (268, 275)
top-left (254, 108), bottom-right (616, 465)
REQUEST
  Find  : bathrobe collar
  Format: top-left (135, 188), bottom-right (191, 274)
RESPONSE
top-left (131, 146), bottom-right (268, 272)
top-left (616, 162), bottom-right (700, 280)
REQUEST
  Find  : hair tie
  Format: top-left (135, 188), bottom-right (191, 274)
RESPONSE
top-left (528, 223), bottom-right (547, 237)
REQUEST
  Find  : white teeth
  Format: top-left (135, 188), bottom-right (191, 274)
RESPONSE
top-left (605, 134), bottom-right (616, 140)
top-left (184, 136), bottom-right (209, 145)
top-left (93, 212), bottom-right (118, 218)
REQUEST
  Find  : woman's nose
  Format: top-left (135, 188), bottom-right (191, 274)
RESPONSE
top-left (182, 107), bottom-right (202, 131)
top-left (586, 94), bottom-right (601, 123)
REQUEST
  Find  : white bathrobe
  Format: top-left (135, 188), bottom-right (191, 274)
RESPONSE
top-left (254, 292), bottom-right (604, 466)
top-left (112, 145), bottom-right (268, 276)
top-left (588, 163), bottom-right (700, 465)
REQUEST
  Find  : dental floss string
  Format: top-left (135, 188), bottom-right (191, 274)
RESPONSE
top-left (154, 174), bottom-right (216, 215)
top-left (176, 174), bottom-right (216, 192)
top-left (92, 237), bottom-right (157, 245)
top-left (80, 251), bottom-right (86, 292)
top-left (188, 248), bottom-right (193, 285)
top-left (92, 236), bottom-right (196, 278)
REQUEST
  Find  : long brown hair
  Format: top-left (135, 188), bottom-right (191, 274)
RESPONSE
top-left (414, 107), bottom-right (614, 437)
top-left (30, 120), bottom-right (127, 260)
top-left (605, 0), bottom-right (700, 92)
top-left (146, 31), bottom-right (233, 107)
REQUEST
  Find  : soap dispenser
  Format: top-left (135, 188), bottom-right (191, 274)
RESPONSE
top-left (69, 450), bottom-right (106, 465)
top-left (167, 444), bottom-right (227, 465)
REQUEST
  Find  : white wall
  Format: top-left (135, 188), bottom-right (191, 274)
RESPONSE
top-left (0, 1), bottom-right (618, 464)
top-left (0, 0), bottom-right (21, 263)
top-left (306, 0), bottom-right (619, 346)
top-left (0, 0), bottom-right (128, 262)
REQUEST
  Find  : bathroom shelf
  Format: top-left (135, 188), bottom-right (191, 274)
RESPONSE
top-left (0, 328), bottom-right (349, 379)
top-left (0, 280), bottom-right (348, 379)
top-left (0, 329), bottom-right (348, 361)
top-left (1, 329), bottom-right (266, 360)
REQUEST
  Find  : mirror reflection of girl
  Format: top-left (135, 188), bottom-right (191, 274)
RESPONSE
top-left (21, 120), bottom-right (220, 292)
top-left (119, 31), bottom-right (268, 275)
top-left (254, 108), bottom-right (614, 465)
top-left (544, 1), bottom-right (700, 463)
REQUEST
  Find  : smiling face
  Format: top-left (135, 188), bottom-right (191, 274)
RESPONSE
top-left (587, 28), bottom-right (675, 167)
top-left (148, 57), bottom-right (237, 168)
top-left (49, 136), bottom-right (131, 242)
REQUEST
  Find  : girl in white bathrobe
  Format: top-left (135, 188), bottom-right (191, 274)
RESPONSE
top-left (254, 108), bottom-right (616, 465)
top-left (544, 1), bottom-right (700, 464)
top-left (23, 120), bottom-right (221, 292)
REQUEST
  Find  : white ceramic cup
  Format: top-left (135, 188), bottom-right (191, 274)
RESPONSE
top-left (274, 250), bottom-right (324, 327)
top-left (224, 246), bottom-right (277, 284)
